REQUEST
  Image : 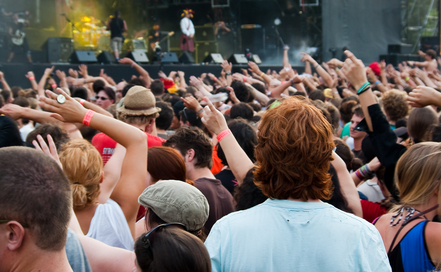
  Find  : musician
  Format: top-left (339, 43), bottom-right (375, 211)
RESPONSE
top-left (180, 9), bottom-right (195, 53)
top-left (148, 23), bottom-right (161, 50)
top-left (7, 13), bottom-right (32, 63)
top-left (214, 21), bottom-right (233, 59)
top-left (107, 10), bottom-right (127, 61)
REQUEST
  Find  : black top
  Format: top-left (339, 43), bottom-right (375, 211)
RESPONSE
top-left (357, 104), bottom-right (407, 201)
top-left (109, 17), bottom-right (124, 39)
top-left (214, 169), bottom-right (237, 195)
top-left (0, 115), bottom-right (24, 148)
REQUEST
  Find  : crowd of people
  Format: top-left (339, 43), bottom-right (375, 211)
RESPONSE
top-left (2, 45), bottom-right (441, 271)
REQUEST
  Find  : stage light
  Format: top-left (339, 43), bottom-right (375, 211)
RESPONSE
top-left (274, 18), bottom-right (281, 26)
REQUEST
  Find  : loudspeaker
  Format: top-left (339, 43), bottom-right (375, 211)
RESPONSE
top-left (203, 53), bottom-right (224, 64)
top-left (126, 51), bottom-right (149, 63)
top-left (97, 51), bottom-right (116, 64)
top-left (196, 42), bottom-right (219, 63)
top-left (251, 54), bottom-right (262, 64)
top-left (179, 52), bottom-right (195, 64)
top-left (132, 39), bottom-right (148, 52)
top-left (161, 52), bottom-right (179, 63)
top-left (47, 37), bottom-right (74, 63)
top-left (194, 26), bottom-right (216, 42)
top-left (388, 44), bottom-right (413, 55)
top-left (379, 54), bottom-right (422, 66)
top-left (228, 54), bottom-right (248, 64)
top-left (69, 51), bottom-right (97, 63)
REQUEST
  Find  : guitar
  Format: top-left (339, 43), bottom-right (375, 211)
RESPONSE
top-left (11, 29), bottom-right (25, 46)
top-left (150, 31), bottom-right (174, 51)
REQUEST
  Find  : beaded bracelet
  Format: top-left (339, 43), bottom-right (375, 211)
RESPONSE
top-left (216, 129), bottom-right (232, 142)
top-left (82, 110), bottom-right (95, 126)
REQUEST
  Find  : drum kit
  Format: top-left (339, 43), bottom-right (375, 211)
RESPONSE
top-left (72, 16), bottom-right (111, 51)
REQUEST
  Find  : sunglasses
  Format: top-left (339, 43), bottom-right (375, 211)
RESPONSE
top-left (0, 219), bottom-right (29, 228)
top-left (96, 96), bottom-right (109, 101)
top-left (141, 223), bottom-right (186, 254)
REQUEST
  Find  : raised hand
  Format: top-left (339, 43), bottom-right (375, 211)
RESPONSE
top-left (221, 60), bottom-right (232, 73)
top-left (178, 71), bottom-right (185, 78)
top-left (56, 70), bottom-right (66, 80)
top-left (241, 68), bottom-right (249, 76)
top-left (300, 52), bottom-right (313, 63)
top-left (232, 73), bottom-right (244, 82)
top-left (407, 86), bottom-right (441, 107)
top-left (38, 88), bottom-right (87, 123)
top-left (189, 76), bottom-right (202, 87)
top-left (25, 71), bottom-right (35, 79)
top-left (68, 68), bottom-right (78, 78)
top-left (248, 61), bottom-right (261, 75)
top-left (0, 103), bottom-right (25, 119)
top-left (33, 134), bottom-right (62, 169)
top-left (200, 97), bottom-right (228, 135)
top-left (158, 70), bottom-right (167, 79)
top-left (340, 50), bottom-right (368, 91)
top-left (118, 57), bottom-right (134, 65)
top-left (78, 64), bottom-right (88, 78)
top-left (181, 96), bottom-right (202, 112)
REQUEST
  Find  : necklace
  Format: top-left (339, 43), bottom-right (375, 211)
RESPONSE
top-left (390, 206), bottom-right (427, 227)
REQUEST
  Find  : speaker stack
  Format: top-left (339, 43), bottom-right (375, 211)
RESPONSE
top-left (380, 44), bottom-right (422, 66)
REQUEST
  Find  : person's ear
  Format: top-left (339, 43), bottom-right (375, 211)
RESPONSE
top-left (5, 221), bottom-right (26, 251)
top-left (185, 149), bottom-right (195, 163)
top-left (99, 171), bottom-right (104, 184)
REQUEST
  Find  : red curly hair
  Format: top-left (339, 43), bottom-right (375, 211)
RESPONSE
top-left (254, 97), bottom-right (335, 201)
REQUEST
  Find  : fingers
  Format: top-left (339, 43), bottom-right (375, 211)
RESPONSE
top-left (344, 50), bottom-right (357, 62)
top-left (36, 134), bottom-right (50, 155)
top-left (49, 113), bottom-right (65, 122)
top-left (47, 134), bottom-right (59, 158)
top-left (203, 97), bottom-right (216, 111)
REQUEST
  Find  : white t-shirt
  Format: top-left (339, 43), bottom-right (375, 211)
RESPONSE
top-left (20, 123), bottom-right (34, 141)
top-left (180, 17), bottom-right (195, 36)
top-left (86, 199), bottom-right (134, 250)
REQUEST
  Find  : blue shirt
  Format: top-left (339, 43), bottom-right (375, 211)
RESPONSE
top-left (205, 199), bottom-right (391, 272)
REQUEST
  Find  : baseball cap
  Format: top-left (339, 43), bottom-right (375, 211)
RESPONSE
top-left (138, 180), bottom-right (209, 231)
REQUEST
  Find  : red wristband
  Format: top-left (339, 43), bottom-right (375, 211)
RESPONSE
top-left (82, 110), bottom-right (95, 126)
top-left (29, 76), bottom-right (35, 80)
top-left (216, 129), bottom-right (232, 142)
top-left (214, 77), bottom-right (218, 81)
top-left (243, 76), bottom-right (247, 82)
top-left (79, 99), bottom-right (85, 106)
top-left (51, 84), bottom-right (57, 89)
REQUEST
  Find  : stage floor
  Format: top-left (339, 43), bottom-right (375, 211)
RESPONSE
top-left (0, 62), bottom-right (302, 89)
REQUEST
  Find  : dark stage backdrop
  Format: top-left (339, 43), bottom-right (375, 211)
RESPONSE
top-left (322, 0), bottom-right (401, 63)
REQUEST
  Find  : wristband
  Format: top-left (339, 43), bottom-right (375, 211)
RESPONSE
top-left (82, 110), bottom-right (95, 126)
top-left (131, 62), bottom-right (136, 67)
top-left (374, 80), bottom-right (381, 85)
top-left (357, 82), bottom-right (370, 95)
top-left (314, 64), bottom-right (320, 69)
top-left (405, 77), bottom-right (410, 81)
top-left (213, 77), bottom-right (217, 81)
top-left (216, 129), bottom-right (232, 142)
top-left (259, 72), bottom-right (265, 77)
top-left (79, 99), bottom-right (85, 106)
top-left (226, 72), bottom-right (232, 76)
top-left (197, 107), bottom-right (204, 115)
top-left (243, 76), bottom-right (247, 82)
top-left (51, 84), bottom-right (57, 89)
top-left (290, 78), bottom-right (295, 86)
top-left (355, 170), bottom-right (364, 180)
top-left (28, 76), bottom-right (35, 80)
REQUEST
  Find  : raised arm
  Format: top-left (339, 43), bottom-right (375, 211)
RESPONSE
top-left (0, 71), bottom-right (11, 92)
top-left (301, 52), bottom-right (333, 87)
top-left (38, 66), bottom-right (55, 98)
top-left (119, 57), bottom-right (151, 87)
top-left (221, 60), bottom-right (233, 86)
top-left (331, 152), bottom-right (363, 217)
top-left (200, 98), bottom-right (254, 185)
top-left (25, 71), bottom-right (38, 90)
top-left (39, 89), bottom-right (147, 239)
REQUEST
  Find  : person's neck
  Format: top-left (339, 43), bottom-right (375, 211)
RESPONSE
top-left (287, 197), bottom-right (321, 202)
top-left (13, 246), bottom-right (73, 272)
top-left (157, 128), bottom-right (166, 135)
top-left (188, 167), bottom-right (215, 181)
top-left (353, 137), bottom-right (362, 151)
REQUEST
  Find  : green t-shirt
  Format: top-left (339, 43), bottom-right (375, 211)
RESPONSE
top-left (340, 122), bottom-right (351, 138)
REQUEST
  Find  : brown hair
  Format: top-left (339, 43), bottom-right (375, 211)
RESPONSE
top-left (26, 123), bottom-right (70, 151)
top-left (339, 99), bottom-right (358, 123)
top-left (408, 107), bottom-right (438, 142)
top-left (164, 127), bottom-right (213, 169)
top-left (382, 90), bottom-right (409, 122)
top-left (148, 146), bottom-right (189, 184)
top-left (59, 139), bottom-right (102, 210)
top-left (0, 147), bottom-right (71, 251)
top-left (254, 97), bottom-right (335, 200)
top-left (135, 226), bottom-right (211, 272)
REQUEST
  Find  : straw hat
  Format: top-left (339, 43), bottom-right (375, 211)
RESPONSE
top-left (117, 86), bottom-right (161, 116)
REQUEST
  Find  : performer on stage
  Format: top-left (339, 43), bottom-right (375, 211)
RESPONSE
top-left (148, 23), bottom-right (161, 52)
top-left (180, 9), bottom-right (195, 53)
top-left (7, 13), bottom-right (32, 63)
top-left (107, 10), bottom-right (127, 61)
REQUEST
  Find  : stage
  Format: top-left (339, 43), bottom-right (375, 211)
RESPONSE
top-left (0, 62), bottom-right (299, 89)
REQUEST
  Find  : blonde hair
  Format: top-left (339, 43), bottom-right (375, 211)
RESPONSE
top-left (395, 142), bottom-right (441, 207)
top-left (59, 139), bottom-right (102, 209)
